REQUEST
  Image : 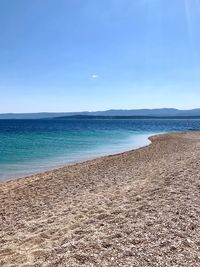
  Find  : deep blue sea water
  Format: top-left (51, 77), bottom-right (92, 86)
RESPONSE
top-left (0, 119), bottom-right (200, 180)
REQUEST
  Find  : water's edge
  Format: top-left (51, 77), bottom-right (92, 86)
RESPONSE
top-left (2, 117), bottom-right (200, 182)
top-left (1, 133), bottom-right (154, 182)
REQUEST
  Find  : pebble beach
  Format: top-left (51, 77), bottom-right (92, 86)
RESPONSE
top-left (0, 132), bottom-right (200, 266)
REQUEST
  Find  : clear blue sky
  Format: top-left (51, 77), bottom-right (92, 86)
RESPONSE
top-left (0, 0), bottom-right (200, 113)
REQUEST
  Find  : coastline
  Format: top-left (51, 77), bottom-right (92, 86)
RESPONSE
top-left (0, 132), bottom-right (153, 182)
top-left (1, 131), bottom-right (200, 266)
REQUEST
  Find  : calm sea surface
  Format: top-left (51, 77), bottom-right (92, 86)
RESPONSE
top-left (0, 119), bottom-right (200, 180)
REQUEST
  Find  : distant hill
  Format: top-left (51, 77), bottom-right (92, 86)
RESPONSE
top-left (56, 115), bottom-right (200, 120)
top-left (1, 108), bottom-right (200, 119)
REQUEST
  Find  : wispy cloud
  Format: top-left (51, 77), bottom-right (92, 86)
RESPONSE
top-left (91, 74), bottom-right (99, 79)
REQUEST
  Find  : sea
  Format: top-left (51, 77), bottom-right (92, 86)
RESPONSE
top-left (0, 118), bottom-right (200, 180)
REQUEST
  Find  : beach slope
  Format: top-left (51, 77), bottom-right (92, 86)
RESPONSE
top-left (0, 132), bottom-right (200, 266)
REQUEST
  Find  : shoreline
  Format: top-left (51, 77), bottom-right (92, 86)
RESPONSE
top-left (0, 132), bottom-right (153, 183)
top-left (1, 131), bottom-right (200, 266)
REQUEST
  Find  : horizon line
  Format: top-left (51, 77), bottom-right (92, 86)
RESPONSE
top-left (1, 107), bottom-right (200, 114)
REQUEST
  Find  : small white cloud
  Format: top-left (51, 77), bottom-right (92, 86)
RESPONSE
top-left (91, 74), bottom-right (99, 79)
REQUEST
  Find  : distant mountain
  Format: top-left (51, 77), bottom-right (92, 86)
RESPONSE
top-left (92, 108), bottom-right (200, 117)
top-left (56, 114), bottom-right (200, 120)
top-left (1, 108), bottom-right (200, 119)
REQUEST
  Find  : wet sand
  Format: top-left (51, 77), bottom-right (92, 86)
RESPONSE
top-left (0, 132), bottom-right (200, 266)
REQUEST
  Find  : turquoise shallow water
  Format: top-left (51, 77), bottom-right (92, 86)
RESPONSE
top-left (0, 119), bottom-right (200, 180)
